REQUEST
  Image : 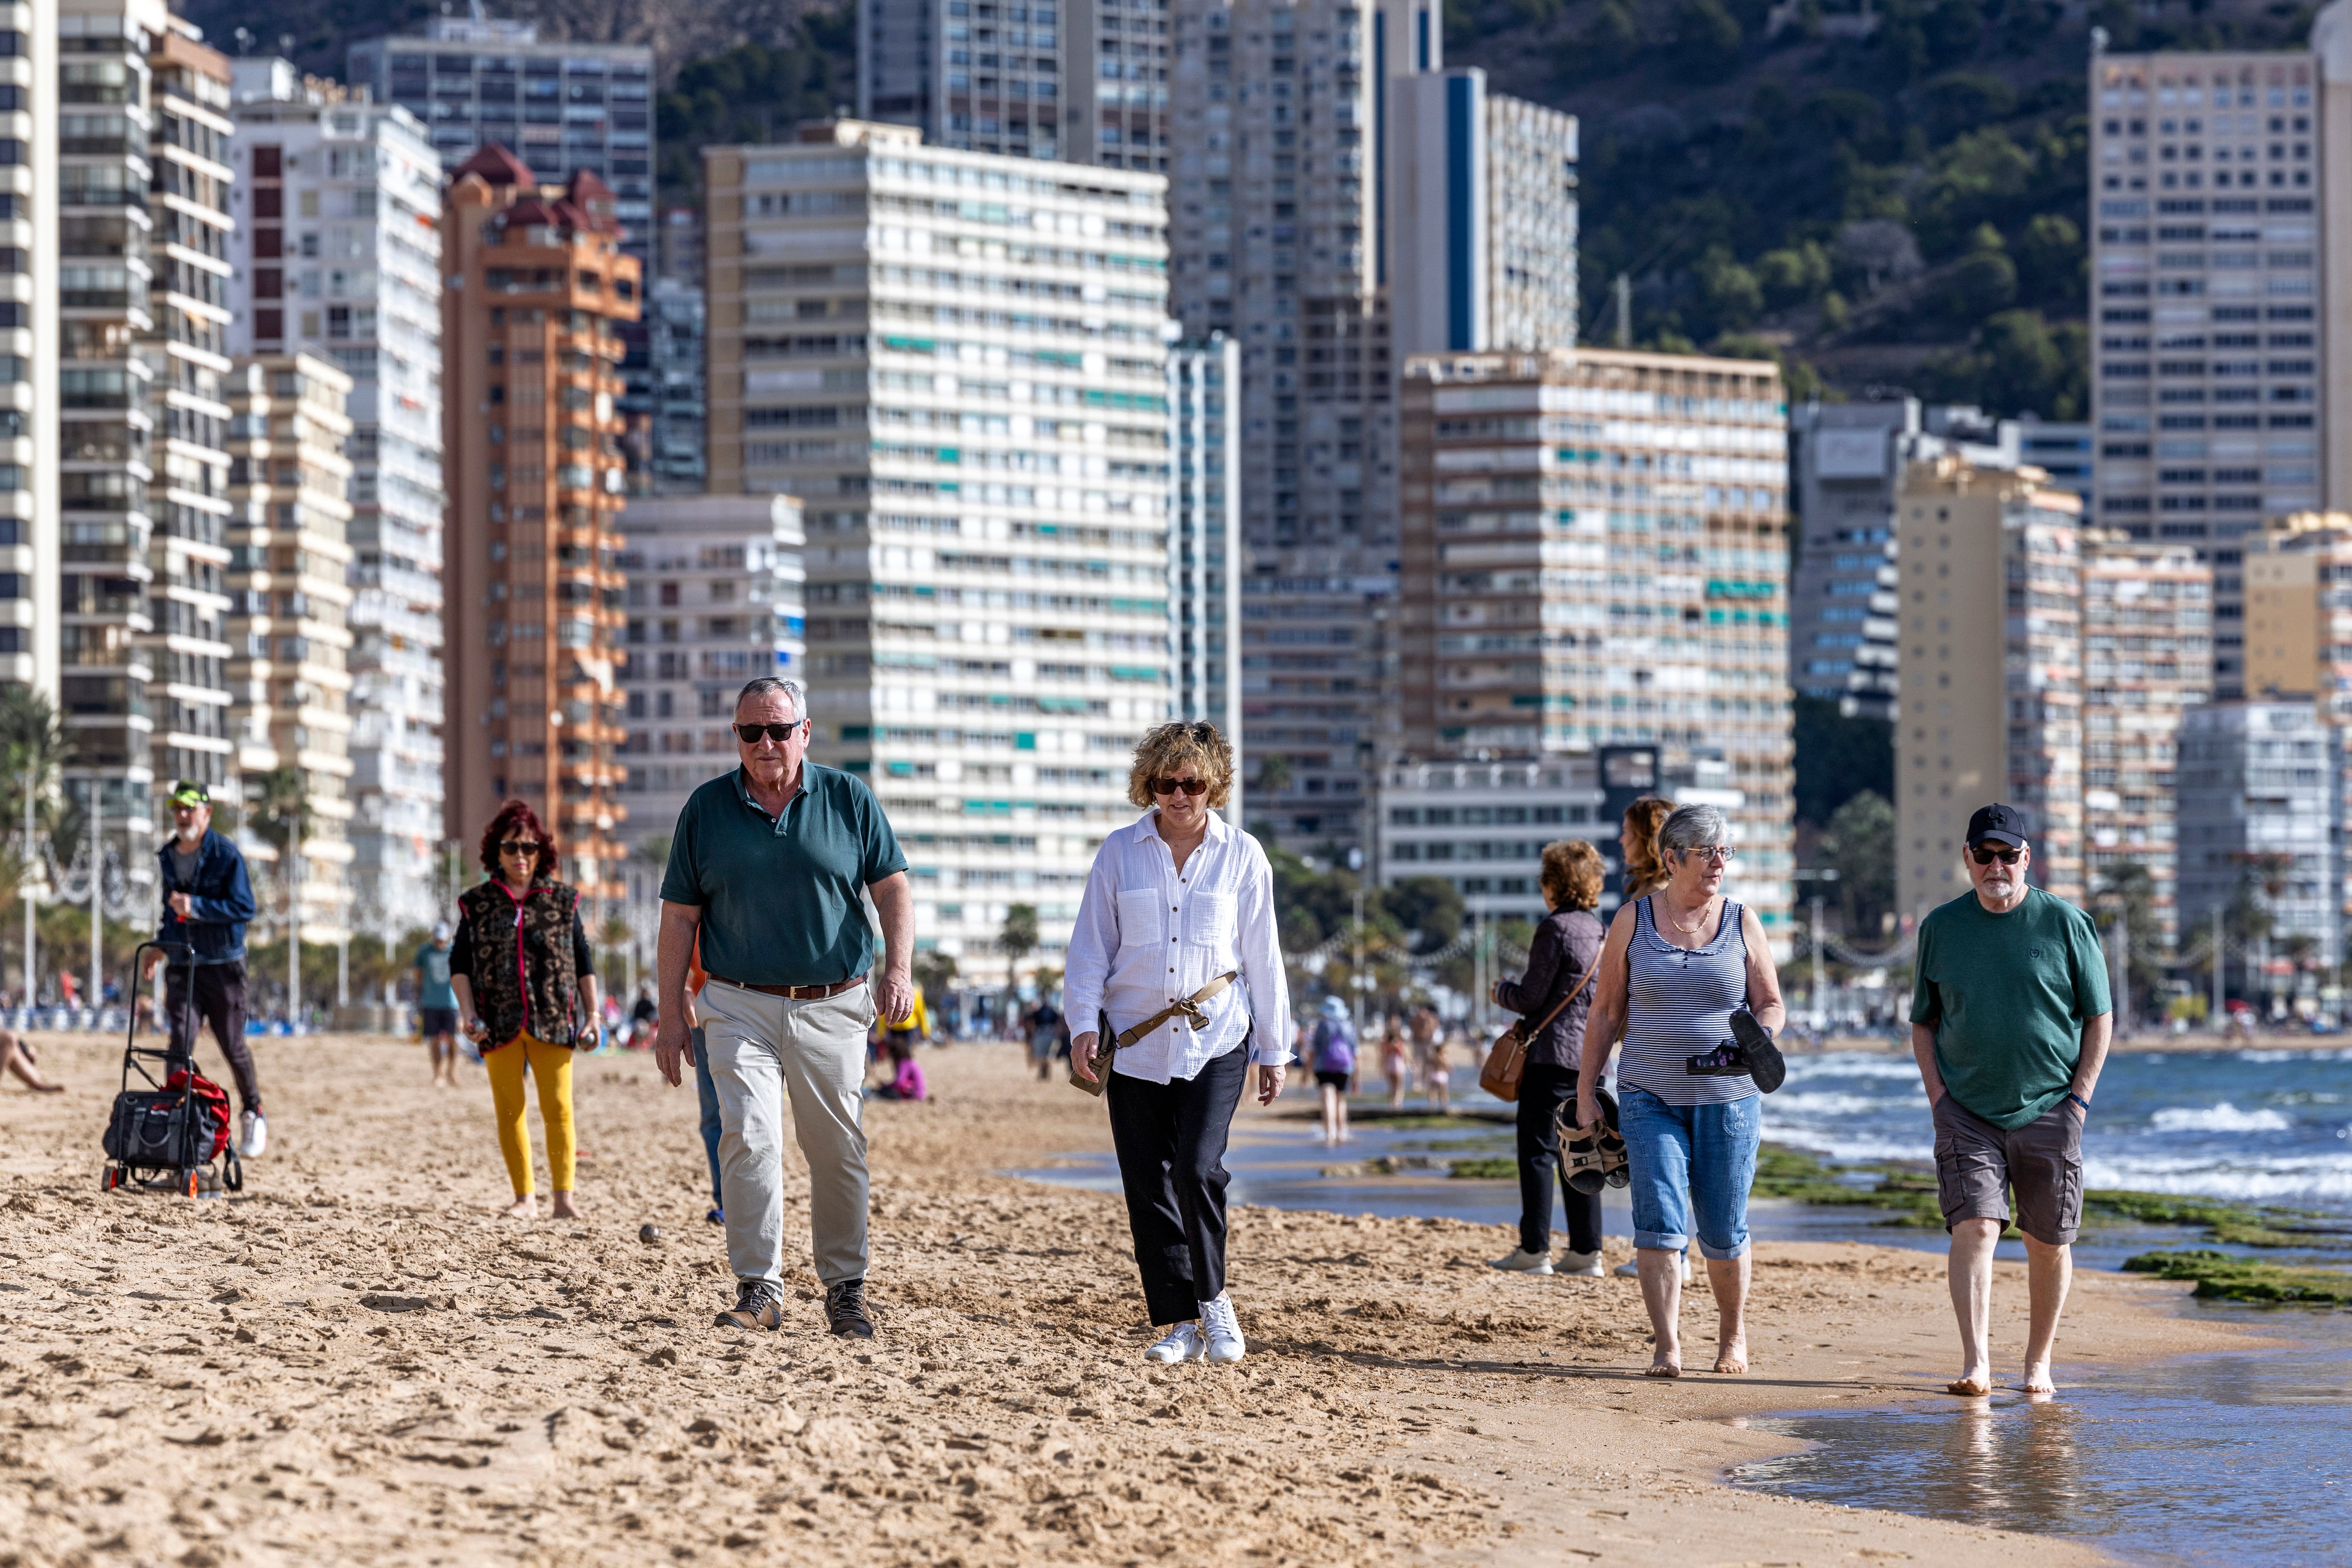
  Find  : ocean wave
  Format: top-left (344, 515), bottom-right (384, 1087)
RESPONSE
top-left (2238, 1048), bottom-right (2352, 1064)
top-left (1758, 1127), bottom-right (1935, 1164)
top-left (1770, 1090), bottom-right (1922, 1119)
top-left (2147, 1103), bottom-right (2295, 1134)
top-left (1783, 1054), bottom-right (1923, 1083)
top-left (2081, 1153), bottom-right (2352, 1208)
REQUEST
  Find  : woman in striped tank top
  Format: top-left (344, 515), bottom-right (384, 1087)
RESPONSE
top-left (1576, 804), bottom-right (1787, 1378)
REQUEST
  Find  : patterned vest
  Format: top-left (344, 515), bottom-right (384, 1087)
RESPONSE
top-left (458, 877), bottom-right (584, 1049)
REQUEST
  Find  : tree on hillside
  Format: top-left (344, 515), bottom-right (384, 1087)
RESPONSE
top-left (1820, 790), bottom-right (1895, 938)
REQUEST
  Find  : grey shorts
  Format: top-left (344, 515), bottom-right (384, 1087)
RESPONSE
top-left (1931, 1093), bottom-right (2086, 1247)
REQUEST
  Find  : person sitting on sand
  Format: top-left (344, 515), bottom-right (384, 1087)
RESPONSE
top-left (1910, 803), bottom-right (2112, 1399)
top-left (1067, 721), bottom-right (1292, 1368)
top-left (449, 800), bottom-right (601, 1221)
top-left (1, 1027), bottom-right (64, 1092)
top-left (1578, 804), bottom-right (1786, 1377)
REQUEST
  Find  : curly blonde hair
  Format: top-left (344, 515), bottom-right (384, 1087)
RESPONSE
top-left (1126, 721), bottom-right (1237, 810)
top-left (1621, 796), bottom-right (1677, 898)
top-left (1540, 840), bottom-right (1605, 913)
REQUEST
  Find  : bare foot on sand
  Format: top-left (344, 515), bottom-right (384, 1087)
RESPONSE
top-left (1714, 1339), bottom-right (1748, 1375)
top-left (1645, 1355), bottom-right (1682, 1378)
top-left (550, 1192), bottom-right (582, 1220)
top-left (502, 1194), bottom-right (539, 1219)
top-left (1946, 1376), bottom-right (1992, 1397)
top-left (2020, 1365), bottom-right (2056, 1395)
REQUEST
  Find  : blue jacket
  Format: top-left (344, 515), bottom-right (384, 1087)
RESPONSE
top-left (156, 829), bottom-right (257, 965)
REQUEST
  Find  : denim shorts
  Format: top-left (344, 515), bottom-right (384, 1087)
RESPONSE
top-left (1619, 1084), bottom-right (1761, 1260)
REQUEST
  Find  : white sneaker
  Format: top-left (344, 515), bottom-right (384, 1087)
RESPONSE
top-left (1199, 1294), bottom-right (1245, 1364)
top-left (1489, 1247), bottom-right (1555, 1274)
top-left (238, 1110), bottom-right (267, 1160)
top-left (1143, 1322), bottom-right (1204, 1364)
top-left (1614, 1251), bottom-right (1690, 1282)
top-left (1556, 1249), bottom-right (1606, 1278)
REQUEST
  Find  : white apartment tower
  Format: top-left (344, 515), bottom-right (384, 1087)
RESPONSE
top-left (226, 61), bottom-right (449, 937)
top-left (0, 0), bottom-right (57, 699)
top-left (2089, 39), bottom-right (2327, 699)
top-left (859, 0), bottom-right (1172, 171)
top-left (703, 120), bottom-right (1174, 978)
top-left (1169, 333), bottom-right (1243, 814)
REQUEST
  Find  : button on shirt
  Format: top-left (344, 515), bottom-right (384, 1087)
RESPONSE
top-left (1062, 810), bottom-right (1294, 1084)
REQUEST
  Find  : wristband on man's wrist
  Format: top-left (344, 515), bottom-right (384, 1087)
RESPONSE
top-left (2066, 1091), bottom-right (2091, 1112)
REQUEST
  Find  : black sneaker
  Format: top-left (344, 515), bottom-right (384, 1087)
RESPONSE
top-left (715, 1278), bottom-right (783, 1332)
top-left (1685, 1009), bottom-right (1787, 1094)
top-left (824, 1278), bottom-right (874, 1339)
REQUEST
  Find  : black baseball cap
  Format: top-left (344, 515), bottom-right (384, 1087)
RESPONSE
top-left (1966, 803), bottom-right (2027, 848)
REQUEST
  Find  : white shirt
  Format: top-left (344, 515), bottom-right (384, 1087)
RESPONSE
top-left (1062, 809), bottom-right (1294, 1083)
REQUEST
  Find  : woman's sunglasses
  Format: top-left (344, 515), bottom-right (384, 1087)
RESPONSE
top-left (500, 839), bottom-right (542, 856)
top-left (1151, 777), bottom-right (1208, 797)
top-left (1970, 844), bottom-right (2023, 866)
top-left (734, 721), bottom-right (806, 744)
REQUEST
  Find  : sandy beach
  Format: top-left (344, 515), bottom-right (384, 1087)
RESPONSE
top-left (0, 1031), bottom-right (2255, 1567)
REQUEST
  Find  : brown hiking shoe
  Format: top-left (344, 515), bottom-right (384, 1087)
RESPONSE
top-left (824, 1278), bottom-right (874, 1338)
top-left (714, 1278), bottom-right (783, 1331)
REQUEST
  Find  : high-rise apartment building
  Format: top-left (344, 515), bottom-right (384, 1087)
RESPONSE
top-left (2245, 510), bottom-right (2352, 714)
top-left (347, 20), bottom-right (652, 251)
top-left (858, 0), bottom-right (1171, 170)
top-left (2176, 699), bottom-right (2340, 980)
top-left (0, 0), bottom-right (57, 698)
top-left (58, 0), bottom-right (169, 833)
top-left (704, 120), bottom-right (1172, 976)
top-left (641, 277), bottom-right (707, 493)
top-left (226, 60), bottom-right (449, 937)
top-left (2080, 533), bottom-right (2212, 944)
top-left (1385, 68), bottom-right (1577, 360)
top-left (441, 148), bottom-right (639, 902)
top-left (1787, 402), bottom-right (2022, 722)
top-left (142, 17), bottom-right (236, 804)
top-left (1894, 454), bottom-right (2086, 916)
top-left (2019, 416), bottom-right (2096, 508)
top-left (2089, 40), bottom-right (2327, 698)
top-left (1397, 346), bottom-right (1796, 946)
top-left (615, 494), bottom-right (807, 858)
top-left (1169, 334), bottom-right (1242, 815)
top-left (225, 353), bottom-right (356, 945)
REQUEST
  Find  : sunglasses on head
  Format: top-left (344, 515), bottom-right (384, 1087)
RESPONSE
top-left (500, 839), bottom-right (542, 856)
top-left (1151, 777), bottom-right (1208, 797)
top-left (1970, 844), bottom-right (2023, 866)
top-left (734, 720), bottom-right (805, 744)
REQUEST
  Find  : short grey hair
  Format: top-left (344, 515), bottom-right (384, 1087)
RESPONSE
top-left (1657, 803), bottom-right (1730, 856)
top-left (734, 676), bottom-right (805, 719)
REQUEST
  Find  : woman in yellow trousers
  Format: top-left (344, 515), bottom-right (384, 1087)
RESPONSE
top-left (448, 799), bottom-right (602, 1219)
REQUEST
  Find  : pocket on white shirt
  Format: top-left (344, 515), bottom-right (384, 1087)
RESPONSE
top-left (1189, 891), bottom-right (1237, 947)
top-left (1116, 886), bottom-right (1166, 946)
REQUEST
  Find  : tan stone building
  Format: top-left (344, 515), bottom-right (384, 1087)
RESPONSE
top-left (1398, 346), bottom-right (1796, 950)
top-left (2081, 534), bottom-right (2213, 944)
top-left (225, 353), bottom-right (357, 943)
top-left (441, 147), bottom-right (639, 901)
top-left (2245, 510), bottom-right (2352, 713)
top-left (1895, 455), bottom-right (2087, 917)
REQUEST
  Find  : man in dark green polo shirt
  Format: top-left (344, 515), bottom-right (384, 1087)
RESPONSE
top-left (656, 676), bottom-right (913, 1339)
top-left (1910, 802), bottom-right (2112, 1400)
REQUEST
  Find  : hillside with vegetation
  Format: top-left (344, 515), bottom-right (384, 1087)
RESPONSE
top-left (1452, 0), bottom-right (2317, 416)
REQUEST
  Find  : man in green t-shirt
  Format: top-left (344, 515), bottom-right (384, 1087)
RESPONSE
top-left (1909, 802), bottom-right (2112, 1400)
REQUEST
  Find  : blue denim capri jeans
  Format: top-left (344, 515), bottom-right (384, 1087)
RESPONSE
top-left (1619, 1085), bottom-right (1761, 1260)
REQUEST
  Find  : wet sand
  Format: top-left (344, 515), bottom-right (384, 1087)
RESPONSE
top-left (0, 1032), bottom-right (2252, 1567)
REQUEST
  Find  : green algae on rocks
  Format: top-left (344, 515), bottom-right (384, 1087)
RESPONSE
top-left (2120, 1250), bottom-right (2352, 1306)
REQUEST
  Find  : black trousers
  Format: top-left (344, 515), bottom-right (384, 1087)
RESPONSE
top-left (1105, 1043), bottom-right (1249, 1326)
top-left (166, 960), bottom-right (259, 1112)
top-left (1517, 1062), bottom-right (1603, 1257)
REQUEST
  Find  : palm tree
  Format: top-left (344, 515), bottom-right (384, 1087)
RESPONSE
top-left (249, 765), bottom-right (306, 1023)
top-left (1000, 902), bottom-right (1039, 1022)
top-left (0, 687), bottom-right (69, 905)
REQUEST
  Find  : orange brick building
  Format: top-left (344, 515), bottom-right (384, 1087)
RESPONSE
top-left (441, 147), bottom-right (640, 900)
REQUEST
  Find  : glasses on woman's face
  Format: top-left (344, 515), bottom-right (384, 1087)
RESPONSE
top-left (1152, 776), bottom-right (1208, 797)
top-left (500, 839), bottom-right (541, 858)
top-left (1677, 845), bottom-right (1733, 866)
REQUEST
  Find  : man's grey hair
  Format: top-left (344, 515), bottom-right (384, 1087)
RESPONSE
top-left (734, 676), bottom-right (805, 719)
top-left (1658, 803), bottom-right (1730, 855)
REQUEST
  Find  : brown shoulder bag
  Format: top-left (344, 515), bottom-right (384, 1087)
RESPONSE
top-left (1478, 961), bottom-right (1599, 1105)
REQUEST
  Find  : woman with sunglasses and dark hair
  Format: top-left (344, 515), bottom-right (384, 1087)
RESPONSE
top-left (449, 800), bottom-right (601, 1219)
top-left (1065, 721), bottom-right (1293, 1367)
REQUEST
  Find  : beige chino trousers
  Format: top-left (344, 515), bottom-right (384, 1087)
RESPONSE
top-left (697, 978), bottom-right (876, 1289)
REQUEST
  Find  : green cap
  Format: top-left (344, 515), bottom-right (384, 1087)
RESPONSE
top-left (167, 780), bottom-right (211, 808)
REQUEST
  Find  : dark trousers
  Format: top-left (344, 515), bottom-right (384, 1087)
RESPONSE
top-left (166, 960), bottom-right (259, 1112)
top-left (1517, 1062), bottom-right (1603, 1257)
top-left (1105, 1043), bottom-right (1249, 1326)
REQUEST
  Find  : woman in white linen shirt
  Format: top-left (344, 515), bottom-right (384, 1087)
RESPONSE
top-left (1067, 721), bottom-right (1292, 1366)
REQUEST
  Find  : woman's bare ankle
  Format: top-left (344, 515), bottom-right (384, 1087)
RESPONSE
top-left (502, 1194), bottom-right (537, 1218)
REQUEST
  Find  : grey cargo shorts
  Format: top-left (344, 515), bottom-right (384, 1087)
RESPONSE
top-left (1931, 1092), bottom-right (2086, 1247)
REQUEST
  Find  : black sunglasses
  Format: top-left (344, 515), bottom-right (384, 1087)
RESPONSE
top-left (1969, 844), bottom-right (2023, 866)
top-left (1151, 777), bottom-right (1208, 796)
top-left (499, 839), bottom-right (542, 856)
top-left (734, 721), bottom-right (806, 744)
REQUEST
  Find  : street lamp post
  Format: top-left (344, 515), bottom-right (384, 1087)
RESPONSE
top-left (1791, 868), bottom-right (1841, 1037)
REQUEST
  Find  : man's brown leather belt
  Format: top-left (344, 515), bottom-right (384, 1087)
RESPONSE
top-left (710, 973), bottom-right (868, 1001)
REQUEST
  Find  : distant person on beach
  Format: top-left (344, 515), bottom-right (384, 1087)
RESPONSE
top-left (1491, 839), bottom-right (1607, 1279)
top-left (1067, 721), bottom-right (1291, 1368)
top-left (1910, 802), bottom-right (2112, 1398)
top-left (449, 800), bottom-right (600, 1221)
top-left (144, 779), bottom-right (267, 1160)
top-left (1619, 796), bottom-right (1677, 905)
top-left (654, 677), bottom-right (913, 1340)
top-left (1412, 1004), bottom-right (1450, 1113)
top-left (0, 1027), bottom-right (63, 1092)
top-left (415, 922), bottom-right (461, 1087)
top-left (1381, 1015), bottom-right (1411, 1108)
top-left (1308, 997), bottom-right (1358, 1146)
top-left (1579, 804), bottom-right (1786, 1377)
top-left (1025, 995), bottom-right (1067, 1081)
